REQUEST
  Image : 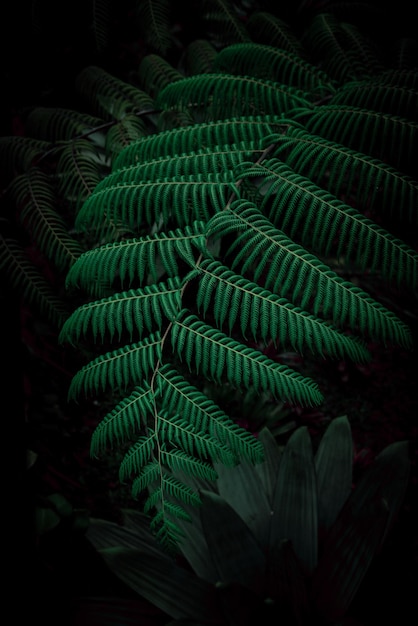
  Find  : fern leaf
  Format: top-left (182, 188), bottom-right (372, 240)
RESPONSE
top-left (75, 172), bottom-right (236, 233)
top-left (67, 332), bottom-right (162, 400)
top-left (113, 115), bottom-right (286, 168)
top-left (9, 169), bottom-right (84, 272)
top-left (239, 158), bottom-right (418, 291)
top-left (65, 223), bottom-right (206, 297)
top-left (161, 447), bottom-right (218, 482)
top-left (131, 460), bottom-right (161, 497)
top-left (265, 127), bottom-right (418, 228)
top-left (0, 136), bottom-right (50, 184)
top-left (171, 309), bottom-right (323, 407)
top-left (199, 0), bottom-right (251, 46)
top-left (90, 383), bottom-right (155, 456)
top-left (105, 113), bottom-right (149, 160)
top-left (138, 54), bottom-right (183, 98)
top-left (119, 431), bottom-right (158, 480)
top-left (156, 73), bottom-right (312, 120)
top-left (156, 364), bottom-right (264, 463)
top-left (56, 139), bottom-right (109, 212)
top-left (60, 277), bottom-right (182, 345)
top-left (207, 200), bottom-right (412, 348)
top-left (213, 42), bottom-right (336, 96)
top-left (75, 66), bottom-right (155, 121)
top-left (185, 39), bottom-right (217, 75)
top-left (246, 11), bottom-right (305, 56)
top-left (135, 0), bottom-right (173, 56)
top-left (193, 258), bottom-right (370, 362)
top-left (0, 233), bottom-right (68, 328)
top-left (299, 105), bottom-right (418, 176)
top-left (24, 107), bottom-right (106, 144)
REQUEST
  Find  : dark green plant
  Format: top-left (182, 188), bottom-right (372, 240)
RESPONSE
top-left (1, 2), bottom-right (417, 549)
top-left (84, 416), bottom-right (411, 625)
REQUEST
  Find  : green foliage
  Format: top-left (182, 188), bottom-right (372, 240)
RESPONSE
top-left (1, 1), bottom-right (416, 549)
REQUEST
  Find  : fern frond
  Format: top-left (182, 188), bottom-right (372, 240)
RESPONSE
top-left (56, 139), bottom-right (109, 212)
top-left (213, 43), bottom-right (336, 97)
top-left (207, 200), bottom-right (412, 348)
top-left (131, 460), bottom-right (161, 497)
top-left (138, 54), bottom-right (183, 98)
top-left (156, 364), bottom-right (264, 463)
top-left (0, 233), bottom-right (68, 328)
top-left (301, 12), bottom-right (359, 84)
top-left (119, 431), bottom-right (158, 480)
top-left (161, 447), bottom-right (218, 482)
top-left (105, 113), bottom-right (149, 160)
top-left (299, 105), bottom-right (418, 176)
top-left (198, 0), bottom-right (251, 46)
top-left (171, 309), bottom-right (323, 407)
top-left (135, 0), bottom-right (173, 55)
top-left (9, 169), bottom-right (83, 272)
top-left (0, 136), bottom-right (50, 184)
top-left (264, 127), bottom-right (418, 228)
top-left (185, 39), bottom-right (218, 75)
top-left (64, 223), bottom-right (206, 297)
top-left (24, 107), bottom-right (106, 144)
top-left (144, 475), bottom-right (201, 512)
top-left (75, 171), bottom-right (236, 233)
top-left (329, 80), bottom-right (418, 121)
top-left (238, 158), bottom-right (418, 291)
top-left (193, 258), bottom-right (370, 362)
top-left (156, 73), bottom-right (312, 119)
top-left (113, 115), bottom-right (286, 168)
top-left (246, 11), bottom-right (305, 57)
top-left (90, 383), bottom-right (154, 455)
top-left (67, 332), bottom-right (163, 400)
top-left (90, 0), bottom-right (111, 53)
top-left (60, 276), bottom-right (182, 345)
top-left (75, 66), bottom-right (155, 121)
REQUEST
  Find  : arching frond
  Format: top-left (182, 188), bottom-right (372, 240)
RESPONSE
top-left (156, 73), bottom-right (313, 120)
top-left (60, 276), bottom-right (182, 345)
top-left (298, 105), bottom-right (418, 176)
top-left (9, 169), bottom-right (83, 272)
top-left (56, 139), bottom-right (109, 212)
top-left (263, 127), bottom-right (418, 228)
top-left (246, 11), bottom-right (305, 57)
top-left (24, 107), bottom-right (106, 144)
top-left (67, 332), bottom-right (163, 399)
top-left (75, 171), bottom-right (236, 233)
top-left (64, 222), bottom-right (206, 297)
top-left (329, 80), bottom-right (418, 120)
top-left (135, 0), bottom-right (173, 56)
top-left (90, 383), bottom-right (154, 455)
top-left (0, 136), bottom-right (50, 184)
top-left (192, 258), bottom-right (371, 362)
top-left (138, 54), bottom-right (183, 98)
top-left (113, 115), bottom-right (287, 168)
top-left (171, 309), bottom-right (323, 407)
top-left (207, 200), bottom-right (412, 348)
top-left (156, 363), bottom-right (264, 463)
top-left (0, 233), bottom-right (69, 328)
top-left (238, 158), bottom-right (418, 291)
top-left (75, 66), bottom-right (155, 121)
top-left (213, 43), bottom-right (336, 97)
top-left (105, 113), bottom-right (149, 160)
top-left (198, 0), bottom-right (251, 46)
top-left (185, 39), bottom-right (218, 75)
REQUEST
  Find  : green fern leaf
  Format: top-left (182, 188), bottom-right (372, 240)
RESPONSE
top-left (60, 276), bottom-right (182, 344)
top-left (113, 115), bottom-right (286, 168)
top-left (138, 54), bottom-right (183, 98)
top-left (0, 136), bottom-right (50, 184)
top-left (145, 476), bottom-right (201, 513)
top-left (156, 73), bottom-right (312, 119)
top-left (207, 199), bottom-right (412, 348)
top-left (91, 383), bottom-right (155, 456)
top-left (75, 65), bottom-right (155, 121)
top-left (239, 158), bottom-right (418, 291)
top-left (105, 113), bottom-right (149, 160)
top-left (119, 431), bottom-right (158, 480)
top-left (184, 39), bottom-right (217, 75)
top-left (156, 364), bottom-right (264, 463)
top-left (246, 11), bottom-right (305, 56)
top-left (193, 258), bottom-right (370, 362)
top-left (161, 447), bottom-right (218, 482)
top-left (9, 169), bottom-right (84, 272)
top-left (265, 127), bottom-right (418, 228)
top-left (171, 309), bottom-right (323, 407)
top-left (199, 0), bottom-right (251, 46)
top-left (213, 42), bottom-right (336, 96)
top-left (64, 223), bottom-right (206, 297)
top-left (67, 332), bottom-right (162, 399)
top-left (135, 0), bottom-right (173, 56)
top-left (24, 107), bottom-right (106, 144)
